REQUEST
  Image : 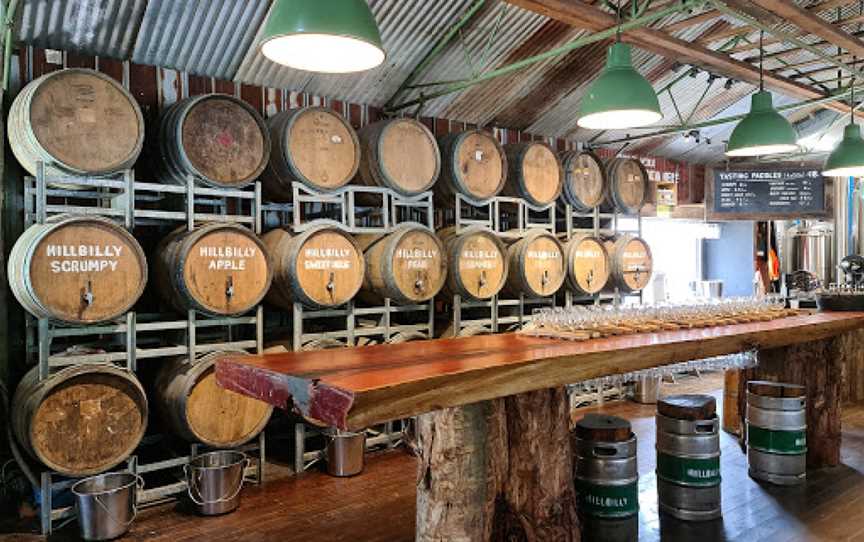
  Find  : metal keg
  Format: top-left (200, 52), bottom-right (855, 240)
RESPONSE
top-left (656, 395), bottom-right (721, 521)
top-left (574, 414), bottom-right (638, 542)
top-left (746, 381), bottom-right (807, 485)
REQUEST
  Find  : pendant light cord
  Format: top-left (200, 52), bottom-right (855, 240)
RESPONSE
top-left (759, 30), bottom-right (765, 92)
top-left (616, 0), bottom-right (622, 42)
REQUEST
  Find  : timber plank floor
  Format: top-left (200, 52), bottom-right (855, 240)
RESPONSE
top-left (10, 373), bottom-right (864, 542)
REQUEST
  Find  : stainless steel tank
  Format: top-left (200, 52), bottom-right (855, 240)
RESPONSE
top-left (783, 222), bottom-right (834, 287)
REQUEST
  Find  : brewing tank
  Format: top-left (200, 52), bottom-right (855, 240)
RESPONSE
top-left (783, 222), bottom-right (834, 287)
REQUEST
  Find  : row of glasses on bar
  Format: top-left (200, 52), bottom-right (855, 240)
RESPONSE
top-left (529, 296), bottom-right (790, 340)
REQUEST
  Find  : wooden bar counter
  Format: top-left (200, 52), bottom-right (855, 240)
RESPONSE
top-left (215, 312), bottom-right (864, 541)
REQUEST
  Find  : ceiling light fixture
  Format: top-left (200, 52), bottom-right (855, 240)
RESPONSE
top-left (260, 0), bottom-right (385, 74)
top-left (823, 68), bottom-right (864, 177)
top-left (577, 2), bottom-right (662, 130)
top-left (726, 31), bottom-right (798, 157)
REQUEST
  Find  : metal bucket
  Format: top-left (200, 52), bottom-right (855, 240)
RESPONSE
top-left (747, 391), bottom-right (807, 485)
top-left (575, 435), bottom-right (639, 542)
top-left (656, 414), bottom-right (721, 521)
top-left (325, 429), bottom-right (366, 477)
top-left (633, 376), bottom-right (661, 404)
top-left (185, 451), bottom-right (249, 516)
top-left (71, 472), bottom-right (143, 541)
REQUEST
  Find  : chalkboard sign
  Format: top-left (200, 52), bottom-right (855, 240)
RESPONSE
top-left (709, 169), bottom-right (826, 219)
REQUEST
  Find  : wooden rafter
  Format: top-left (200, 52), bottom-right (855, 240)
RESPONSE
top-left (505, 0), bottom-right (854, 116)
top-left (744, 0), bottom-right (864, 58)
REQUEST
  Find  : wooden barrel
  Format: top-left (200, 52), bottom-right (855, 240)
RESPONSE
top-left (502, 142), bottom-right (563, 207)
top-left (158, 94), bottom-right (270, 188)
top-left (262, 107), bottom-right (361, 201)
top-left (564, 235), bottom-right (610, 295)
top-left (560, 150), bottom-right (607, 211)
top-left (437, 226), bottom-right (508, 301)
top-left (153, 352), bottom-right (273, 448)
top-left (8, 217), bottom-right (147, 323)
top-left (605, 235), bottom-right (653, 293)
top-left (437, 130), bottom-right (507, 203)
top-left (262, 225), bottom-right (365, 309)
top-left (9, 68), bottom-right (144, 178)
top-left (438, 323), bottom-right (492, 338)
top-left (502, 229), bottom-right (566, 298)
top-left (356, 224), bottom-right (447, 304)
top-left (604, 158), bottom-right (649, 215)
top-left (154, 224), bottom-right (272, 316)
top-left (356, 118), bottom-right (440, 196)
top-left (12, 364), bottom-right (148, 476)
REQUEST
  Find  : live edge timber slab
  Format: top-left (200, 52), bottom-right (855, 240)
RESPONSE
top-left (215, 312), bottom-right (864, 431)
top-left (215, 313), bottom-right (864, 542)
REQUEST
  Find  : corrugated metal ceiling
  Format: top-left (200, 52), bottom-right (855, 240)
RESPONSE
top-left (13, 0), bottom-right (861, 164)
top-left (17, 0), bottom-right (147, 59)
top-left (131, 0), bottom-right (270, 80)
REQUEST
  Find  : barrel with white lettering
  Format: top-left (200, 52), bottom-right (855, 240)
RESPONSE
top-left (437, 226), bottom-right (508, 301)
top-left (574, 414), bottom-right (639, 542)
top-left (605, 235), bottom-right (653, 293)
top-left (262, 224), bottom-right (365, 309)
top-left (154, 224), bottom-right (272, 316)
top-left (8, 217), bottom-right (148, 323)
top-left (656, 395), bottom-right (722, 521)
top-left (746, 381), bottom-right (807, 485)
top-left (565, 235), bottom-right (610, 296)
top-left (356, 224), bottom-right (447, 305)
top-left (501, 229), bottom-right (566, 298)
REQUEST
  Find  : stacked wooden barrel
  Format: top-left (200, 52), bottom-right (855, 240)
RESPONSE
top-left (560, 150), bottom-right (607, 212)
top-left (9, 68), bottom-right (145, 178)
top-left (12, 364), bottom-right (148, 476)
top-left (603, 158), bottom-right (649, 215)
top-left (564, 235), bottom-right (610, 295)
top-left (356, 225), bottom-right (448, 304)
top-left (153, 224), bottom-right (272, 316)
top-left (357, 118), bottom-right (440, 196)
top-left (8, 217), bottom-right (148, 323)
top-left (438, 226), bottom-right (508, 301)
top-left (158, 94), bottom-right (270, 188)
top-left (263, 106), bottom-right (361, 201)
top-left (502, 230), bottom-right (566, 298)
top-left (436, 130), bottom-right (507, 203)
top-left (503, 142), bottom-right (563, 207)
top-left (263, 225), bottom-right (366, 309)
top-left (605, 235), bottom-right (653, 293)
top-left (153, 352), bottom-right (273, 448)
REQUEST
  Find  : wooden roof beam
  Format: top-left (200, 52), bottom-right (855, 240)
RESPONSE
top-left (505, 0), bottom-right (852, 114)
top-left (744, 0), bottom-right (864, 58)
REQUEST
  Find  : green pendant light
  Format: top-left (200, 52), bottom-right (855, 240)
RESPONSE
top-left (260, 0), bottom-right (385, 74)
top-left (726, 32), bottom-right (798, 157)
top-left (577, 4), bottom-right (661, 130)
top-left (823, 66), bottom-right (864, 177)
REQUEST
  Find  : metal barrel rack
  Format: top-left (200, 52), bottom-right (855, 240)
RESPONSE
top-left (21, 164), bottom-right (267, 535)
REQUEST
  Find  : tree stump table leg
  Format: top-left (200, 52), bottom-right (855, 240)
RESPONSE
top-left (737, 333), bottom-right (855, 468)
top-left (416, 387), bottom-right (579, 542)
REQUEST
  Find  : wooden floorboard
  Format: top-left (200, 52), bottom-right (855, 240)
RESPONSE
top-left (9, 373), bottom-right (864, 542)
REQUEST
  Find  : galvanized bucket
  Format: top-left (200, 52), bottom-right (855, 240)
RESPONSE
top-left (71, 472), bottom-right (144, 541)
top-left (185, 451), bottom-right (249, 516)
top-left (747, 391), bottom-right (807, 485)
top-left (656, 414), bottom-right (722, 521)
top-left (575, 435), bottom-right (639, 542)
top-left (325, 429), bottom-right (366, 477)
